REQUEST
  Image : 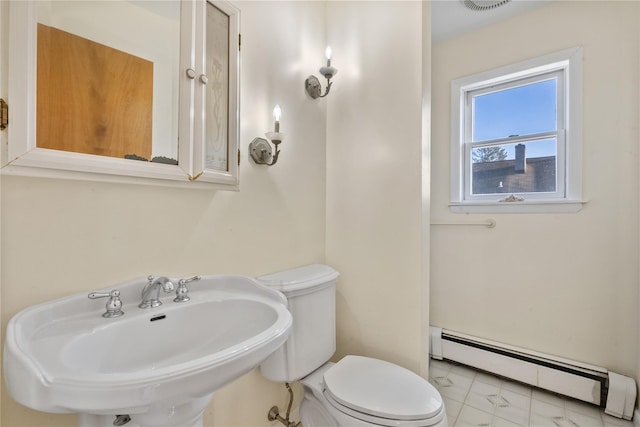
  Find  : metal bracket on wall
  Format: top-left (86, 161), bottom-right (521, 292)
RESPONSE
top-left (0, 99), bottom-right (8, 130)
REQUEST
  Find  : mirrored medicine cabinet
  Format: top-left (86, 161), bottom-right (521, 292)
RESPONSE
top-left (3, 0), bottom-right (240, 188)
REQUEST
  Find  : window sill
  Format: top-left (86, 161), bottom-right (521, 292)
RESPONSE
top-left (449, 199), bottom-right (587, 214)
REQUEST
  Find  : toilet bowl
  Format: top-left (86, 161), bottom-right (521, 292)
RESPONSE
top-left (257, 264), bottom-right (447, 427)
top-left (301, 357), bottom-right (447, 427)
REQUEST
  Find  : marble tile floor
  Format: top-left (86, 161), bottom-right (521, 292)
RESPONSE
top-left (428, 359), bottom-right (635, 427)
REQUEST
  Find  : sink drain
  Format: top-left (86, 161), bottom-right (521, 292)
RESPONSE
top-left (113, 414), bottom-right (131, 426)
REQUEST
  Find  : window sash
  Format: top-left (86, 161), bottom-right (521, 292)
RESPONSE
top-left (463, 130), bottom-right (566, 201)
top-left (461, 69), bottom-right (566, 201)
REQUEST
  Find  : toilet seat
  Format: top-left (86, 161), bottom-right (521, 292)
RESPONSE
top-left (322, 356), bottom-right (444, 426)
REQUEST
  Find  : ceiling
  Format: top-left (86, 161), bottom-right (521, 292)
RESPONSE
top-left (431, 0), bottom-right (553, 43)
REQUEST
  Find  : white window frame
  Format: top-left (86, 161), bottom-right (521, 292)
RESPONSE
top-left (450, 47), bottom-right (584, 213)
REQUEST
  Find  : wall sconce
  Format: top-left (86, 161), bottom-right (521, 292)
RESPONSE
top-left (249, 105), bottom-right (284, 166)
top-left (305, 46), bottom-right (338, 99)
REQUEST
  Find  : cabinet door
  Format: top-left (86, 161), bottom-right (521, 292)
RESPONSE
top-left (4, 0), bottom-right (239, 189)
top-left (180, 0), bottom-right (240, 185)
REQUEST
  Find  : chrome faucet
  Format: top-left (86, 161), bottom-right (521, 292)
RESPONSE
top-left (88, 289), bottom-right (124, 318)
top-left (139, 275), bottom-right (175, 309)
top-left (174, 275), bottom-right (201, 302)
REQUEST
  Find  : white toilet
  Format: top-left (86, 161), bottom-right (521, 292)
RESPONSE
top-left (258, 264), bottom-right (447, 427)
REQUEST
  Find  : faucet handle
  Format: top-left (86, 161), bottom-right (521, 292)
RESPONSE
top-left (174, 276), bottom-right (201, 303)
top-left (88, 289), bottom-right (124, 318)
top-left (178, 275), bottom-right (201, 286)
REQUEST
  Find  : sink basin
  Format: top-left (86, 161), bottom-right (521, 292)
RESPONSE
top-left (4, 275), bottom-right (292, 427)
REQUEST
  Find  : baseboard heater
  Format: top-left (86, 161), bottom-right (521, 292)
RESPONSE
top-left (429, 327), bottom-right (637, 420)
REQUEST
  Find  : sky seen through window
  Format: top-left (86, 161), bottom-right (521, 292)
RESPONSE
top-left (472, 78), bottom-right (557, 160)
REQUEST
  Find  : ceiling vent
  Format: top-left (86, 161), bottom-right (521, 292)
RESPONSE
top-left (463, 0), bottom-right (511, 11)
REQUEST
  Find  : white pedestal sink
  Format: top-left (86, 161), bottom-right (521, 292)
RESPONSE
top-left (4, 275), bottom-right (292, 427)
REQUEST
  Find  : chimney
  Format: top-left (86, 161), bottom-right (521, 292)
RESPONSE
top-left (515, 144), bottom-right (526, 173)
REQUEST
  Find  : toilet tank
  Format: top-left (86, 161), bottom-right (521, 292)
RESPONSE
top-left (258, 264), bottom-right (339, 383)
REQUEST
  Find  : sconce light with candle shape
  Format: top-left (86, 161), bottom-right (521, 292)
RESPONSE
top-left (249, 105), bottom-right (285, 166)
top-left (305, 46), bottom-right (338, 99)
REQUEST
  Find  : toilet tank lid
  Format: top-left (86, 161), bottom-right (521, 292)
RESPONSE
top-left (256, 264), bottom-right (339, 293)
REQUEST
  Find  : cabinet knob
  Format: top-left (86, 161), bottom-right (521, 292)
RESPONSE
top-left (199, 74), bottom-right (209, 85)
top-left (186, 68), bottom-right (196, 79)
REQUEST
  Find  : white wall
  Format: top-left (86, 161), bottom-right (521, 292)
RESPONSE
top-left (0, 0), bottom-right (6, 421)
top-left (638, 0), bottom-right (640, 409)
top-left (0, 1), bottom-right (327, 426)
top-left (431, 1), bottom-right (639, 376)
top-left (325, 1), bottom-right (428, 375)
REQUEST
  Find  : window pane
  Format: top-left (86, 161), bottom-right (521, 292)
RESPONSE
top-left (472, 79), bottom-right (557, 142)
top-left (471, 139), bottom-right (557, 195)
top-left (205, 3), bottom-right (230, 172)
